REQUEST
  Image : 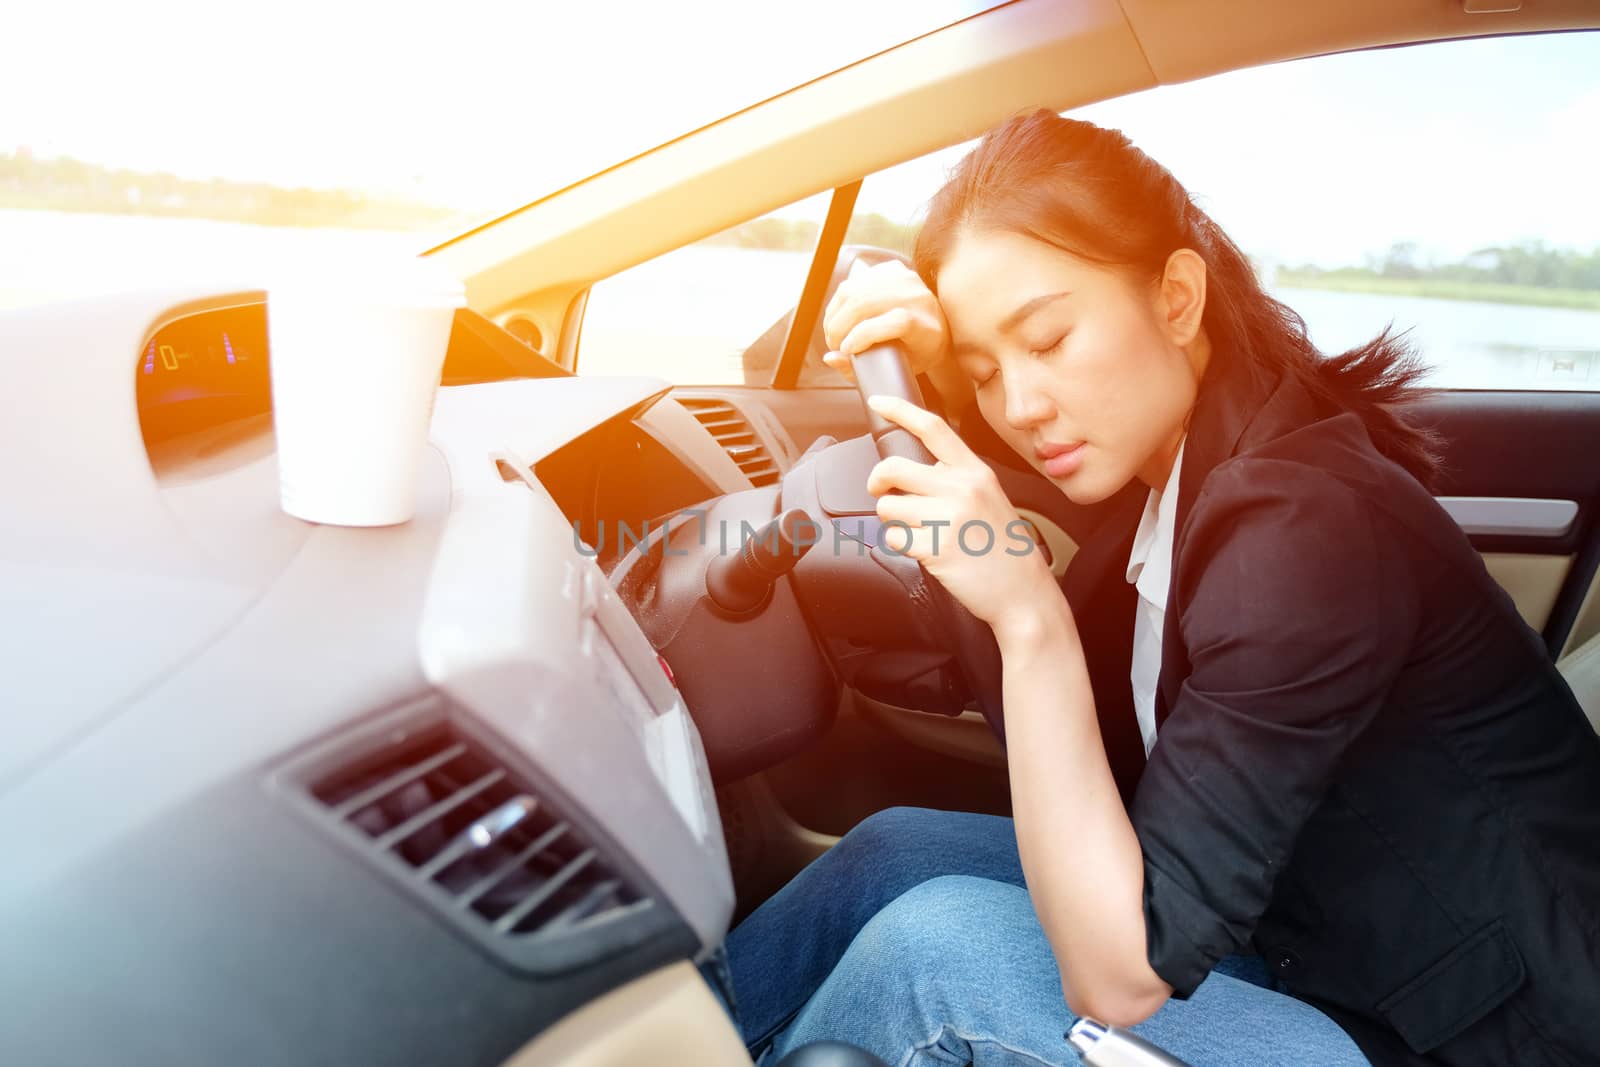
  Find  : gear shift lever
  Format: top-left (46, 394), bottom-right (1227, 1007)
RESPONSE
top-left (1067, 1019), bottom-right (1193, 1066)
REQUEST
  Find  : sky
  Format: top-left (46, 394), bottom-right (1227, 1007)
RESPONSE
top-left (856, 32), bottom-right (1600, 267)
top-left (4, 3), bottom-right (1597, 267)
top-left (1, 0), bottom-right (998, 203)
top-left (1080, 33), bottom-right (1600, 266)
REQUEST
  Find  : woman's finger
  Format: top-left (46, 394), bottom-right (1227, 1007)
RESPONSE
top-left (866, 394), bottom-right (971, 467)
top-left (876, 511), bottom-right (979, 560)
top-left (879, 520), bottom-right (916, 557)
top-left (866, 455), bottom-right (946, 498)
top-left (821, 289), bottom-right (860, 352)
top-left (821, 351), bottom-right (857, 384)
top-left (822, 262), bottom-right (919, 346)
top-left (876, 515), bottom-right (947, 559)
top-left (837, 307), bottom-right (914, 358)
top-left (825, 286), bottom-right (923, 350)
top-left (873, 491), bottom-right (952, 529)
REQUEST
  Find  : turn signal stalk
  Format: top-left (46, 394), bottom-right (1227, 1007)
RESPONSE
top-left (706, 508), bottom-right (820, 614)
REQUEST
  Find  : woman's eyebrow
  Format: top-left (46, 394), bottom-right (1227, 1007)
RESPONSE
top-left (950, 291), bottom-right (1072, 357)
top-left (999, 291), bottom-right (1072, 334)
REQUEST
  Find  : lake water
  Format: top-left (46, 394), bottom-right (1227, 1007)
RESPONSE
top-left (5, 211), bottom-right (1597, 392)
top-left (1275, 285), bottom-right (1600, 391)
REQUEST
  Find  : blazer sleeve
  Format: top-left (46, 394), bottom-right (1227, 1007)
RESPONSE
top-left (1130, 459), bottom-right (1419, 997)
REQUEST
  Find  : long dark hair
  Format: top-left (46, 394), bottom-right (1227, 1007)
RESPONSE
top-left (913, 109), bottom-right (1442, 487)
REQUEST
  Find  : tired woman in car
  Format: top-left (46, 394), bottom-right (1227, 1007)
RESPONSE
top-left (719, 110), bottom-right (1600, 1067)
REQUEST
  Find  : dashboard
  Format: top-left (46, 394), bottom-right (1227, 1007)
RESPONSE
top-left (0, 287), bottom-right (751, 1066)
top-left (135, 300), bottom-right (272, 443)
top-left (136, 298), bottom-right (560, 451)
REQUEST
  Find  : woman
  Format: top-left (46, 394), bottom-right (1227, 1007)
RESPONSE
top-left (720, 111), bottom-right (1600, 1066)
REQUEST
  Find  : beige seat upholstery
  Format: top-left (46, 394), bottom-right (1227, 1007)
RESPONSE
top-left (1556, 633), bottom-right (1600, 734)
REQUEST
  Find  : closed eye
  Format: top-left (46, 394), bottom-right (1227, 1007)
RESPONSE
top-left (1029, 334), bottom-right (1068, 358)
top-left (960, 358), bottom-right (999, 387)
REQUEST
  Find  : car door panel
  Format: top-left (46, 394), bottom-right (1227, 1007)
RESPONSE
top-left (1418, 391), bottom-right (1600, 657)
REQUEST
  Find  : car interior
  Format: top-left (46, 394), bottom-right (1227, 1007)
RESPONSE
top-left (3, 1), bottom-right (1599, 1065)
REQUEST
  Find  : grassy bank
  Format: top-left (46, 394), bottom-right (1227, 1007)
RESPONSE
top-left (1274, 271), bottom-right (1600, 312)
top-left (1, 152), bottom-right (466, 231)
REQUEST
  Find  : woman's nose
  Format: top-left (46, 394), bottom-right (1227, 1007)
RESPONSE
top-left (1003, 373), bottom-right (1055, 430)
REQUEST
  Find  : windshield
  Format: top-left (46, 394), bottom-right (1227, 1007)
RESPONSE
top-left (1, 1), bottom-right (1003, 309)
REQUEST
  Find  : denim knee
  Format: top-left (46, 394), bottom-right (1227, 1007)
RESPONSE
top-left (831, 806), bottom-right (1020, 876)
top-left (836, 806), bottom-right (942, 852)
top-left (725, 811), bottom-right (1021, 1054)
top-left (773, 873), bottom-right (1072, 1063)
top-left (844, 874), bottom-right (1047, 992)
top-left (821, 807), bottom-right (945, 874)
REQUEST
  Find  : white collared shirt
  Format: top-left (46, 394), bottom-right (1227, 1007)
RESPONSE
top-left (1125, 440), bottom-right (1186, 756)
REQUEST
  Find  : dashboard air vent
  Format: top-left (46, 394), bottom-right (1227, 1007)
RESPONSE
top-left (677, 397), bottom-right (780, 486)
top-left (302, 719), bottom-right (642, 942)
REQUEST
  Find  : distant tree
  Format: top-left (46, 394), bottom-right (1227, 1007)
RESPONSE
top-left (702, 210), bottom-right (920, 254)
top-left (0, 149), bottom-right (463, 229)
top-left (1380, 241), bottom-right (1422, 279)
top-left (844, 213), bottom-right (920, 256)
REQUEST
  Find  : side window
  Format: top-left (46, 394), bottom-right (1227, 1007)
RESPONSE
top-left (578, 167), bottom-right (950, 388)
top-left (790, 152), bottom-right (966, 387)
top-left (1070, 31), bottom-right (1600, 390)
top-left (577, 194), bottom-right (832, 384)
top-left (582, 35), bottom-right (1597, 391)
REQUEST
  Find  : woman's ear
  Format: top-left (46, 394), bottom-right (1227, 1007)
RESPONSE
top-left (1158, 249), bottom-right (1207, 348)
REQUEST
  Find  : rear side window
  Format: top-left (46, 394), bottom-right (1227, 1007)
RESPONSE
top-left (1071, 31), bottom-right (1600, 391)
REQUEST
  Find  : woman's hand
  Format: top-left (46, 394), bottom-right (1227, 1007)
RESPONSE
top-left (865, 394), bottom-right (1058, 631)
top-left (872, 398), bottom-right (1167, 1026)
top-left (820, 260), bottom-right (952, 383)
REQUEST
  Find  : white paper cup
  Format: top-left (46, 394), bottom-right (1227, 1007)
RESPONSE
top-left (267, 257), bottom-right (466, 526)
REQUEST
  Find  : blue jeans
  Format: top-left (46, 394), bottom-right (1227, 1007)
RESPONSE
top-left (719, 806), bottom-right (1368, 1067)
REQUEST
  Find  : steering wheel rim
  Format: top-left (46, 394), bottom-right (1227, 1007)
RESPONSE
top-left (847, 342), bottom-right (938, 466)
top-left (846, 342), bottom-right (1009, 744)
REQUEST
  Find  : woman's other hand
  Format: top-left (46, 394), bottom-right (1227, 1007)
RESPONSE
top-left (821, 260), bottom-right (952, 383)
top-left (865, 394), bottom-right (1058, 633)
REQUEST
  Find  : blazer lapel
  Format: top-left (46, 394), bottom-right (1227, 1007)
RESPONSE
top-left (1063, 347), bottom-right (1264, 786)
top-left (1154, 354), bottom-right (1313, 731)
top-left (1059, 348), bottom-right (1316, 780)
top-left (1063, 480), bottom-right (1149, 803)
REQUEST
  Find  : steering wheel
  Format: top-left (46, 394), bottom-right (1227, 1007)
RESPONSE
top-left (848, 343), bottom-right (938, 465)
top-left (844, 342), bottom-right (1009, 743)
top-left (608, 337), bottom-right (1011, 781)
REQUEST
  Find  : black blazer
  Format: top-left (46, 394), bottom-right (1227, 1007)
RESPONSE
top-left (1056, 352), bottom-right (1600, 1066)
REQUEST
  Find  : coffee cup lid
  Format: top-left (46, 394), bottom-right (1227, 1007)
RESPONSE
top-left (267, 253), bottom-right (466, 309)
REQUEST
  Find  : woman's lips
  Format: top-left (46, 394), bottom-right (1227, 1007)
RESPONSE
top-left (1036, 440), bottom-right (1086, 479)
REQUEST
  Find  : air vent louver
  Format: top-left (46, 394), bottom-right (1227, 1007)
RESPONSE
top-left (678, 397), bottom-right (780, 486)
top-left (304, 720), bottom-right (641, 940)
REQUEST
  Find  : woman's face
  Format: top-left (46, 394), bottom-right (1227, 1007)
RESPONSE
top-left (936, 228), bottom-right (1210, 503)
